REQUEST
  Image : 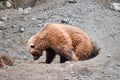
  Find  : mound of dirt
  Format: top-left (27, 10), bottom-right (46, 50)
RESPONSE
top-left (0, 0), bottom-right (120, 80)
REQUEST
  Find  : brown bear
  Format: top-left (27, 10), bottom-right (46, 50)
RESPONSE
top-left (28, 23), bottom-right (99, 63)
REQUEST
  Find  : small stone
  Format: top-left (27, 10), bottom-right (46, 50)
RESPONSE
top-left (64, 77), bottom-right (68, 80)
top-left (107, 75), bottom-right (111, 77)
top-left (20, 27), bottom-right (25, 33)
top-left (6, 0), bottom-right (12, 8)
top-left (40, 56), bottom-right (45, 59)
top-left (22, 10), bottom-right (29, 15)
top-left (38, 23), bottom-right (43, 27)
top-left (37, 17), bottom-right (42, 20)
top-left (24, 17), bottom-right (28, 22)
top-left (22, 7), bottom-right (32, 15)
top-left (61, 18), bottom-right (70, 24)
top-left (109, 2), bottom-right (120, 11)
top-left (116, 64), bottom-right (120, 67)
top-left (1, 15), bottom-right (8, 21)
top-left (11, 25), bottom-right (17, 28)
top-left (0, 21), bottom-right (7, 30)
top-left (23, 56), bottom-right (28, 60)
top-left (68, 0), bottom-right (77, 3)
top-left (107, 55), bottom-right (111, 58)
top-left (70, 64), bottom-right (74, 67)
top-left (31, 17), bottom-right (36, 21)
top-left (65, 61), bottom-right (71, 64)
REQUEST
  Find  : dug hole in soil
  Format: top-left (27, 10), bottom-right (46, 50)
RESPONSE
top-left (0, 0), bottom-right (120, 80)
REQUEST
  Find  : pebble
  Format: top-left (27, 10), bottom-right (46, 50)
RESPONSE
top-left (0, 21), bottom-right (7, 30)
top-left (61, 18), bottom-right (70, 24)
top-left (31, 17), bottom-right (36, 21)
top-left (23, 56), bottom-right (28, 60)
top-left (40, 56), bottom-right (45, 59)
top-left (109, 2), bottom-right (120, 11)
top-left (68, 0), bottom-right (77, 3)
top-left (23, 7), bottom-right (32, 15)
top-left (1, 15), bottom-right (8, 21)
top-left (6, 0), bottom-right (12, 8)
top-left (65, 61), bottom-right (71, 64)
top-left (38, 23), bottom-right (43, 27)
top-left (18, 7), bottom-right (32, 15)
top-left (20, 27), bottom-right (25, 33)
top-left (116, 64), bottom-right (120, 67)
top-left (107, 75), bottom-right (111, 77)
top-left (23, 17), bottom-right (28, 22)
top-left (107, 55), bottom-right (112, 58)
top-left (37, 17), bottom-right (42, 20)
top-left (11, 25), bottom-right (17, 28)
top-left (22, 10), bottom-right (29, 15)
top-left (64, 77), bottom-right (68, 80)
top-left (70, 64), bottom-right (74, 67)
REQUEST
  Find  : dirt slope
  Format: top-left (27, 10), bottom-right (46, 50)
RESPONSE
top-left (0, 0), bottom-right (120, 80)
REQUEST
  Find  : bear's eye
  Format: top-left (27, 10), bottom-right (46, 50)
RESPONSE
top-left (30, 45), bottom-right (35, 48)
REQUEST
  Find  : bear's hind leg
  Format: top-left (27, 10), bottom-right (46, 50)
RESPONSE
top-left (60, 56), bottom-right (68, 63)
top-left (58, 47), bottom-right (78, 62)
top-left (45, 48), bottom-right (56, 64)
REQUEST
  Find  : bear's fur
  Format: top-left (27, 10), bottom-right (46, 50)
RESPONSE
top-left (28, 23), bottom-right (99, 63)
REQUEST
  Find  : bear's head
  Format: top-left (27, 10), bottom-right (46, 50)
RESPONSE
top-left (28, 35), bottom-right (48, 60)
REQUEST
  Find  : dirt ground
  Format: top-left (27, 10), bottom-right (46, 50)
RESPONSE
top-left (0, 0), bottom-right (120, 80)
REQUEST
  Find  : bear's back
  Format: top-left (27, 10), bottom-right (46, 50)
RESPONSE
top-left (43, 23), bottom-right (91, 47)
top-left (44, 23), bottom-right (85, 35)
top-left (44, 23), bottom-right (90, 40)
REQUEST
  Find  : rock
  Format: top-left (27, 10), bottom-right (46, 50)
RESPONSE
top-left (23, 56), bottom-right (28, 60)
top-left (116, 64), bottom-right (120, 67)
top-left (0, 21), bottom-right (7, 30)
top-left (37, 17), bottom-right (42, 20)
top-left (65, 61), bottom-right (71, 64)
top-left (70, 64), bottom-right (74, 67)
top-left (61, 18), bottom-right (70, 24)
top-left (1, 15), bottom-right (8, 21)
top-left (109, 2), bottom-right (120, 11)
top-left (31, 17), bottom-right (36, 21)
top-left (64, 77), bottom-right (68, 80)
top-left (107, 54), bottom-right (112, 58)
top-left (23, 17), bottom-right (28, 22)
top-left (68, 0), bottom-right (77, 3)
top-left (22, 10), bottom-right (29, 15)
top-left (6, 0), bottom-right (12, 8)
top-left (18, 7), bottom-right (32, 15)
top-left (20, 27), bottom-right (25, 33)
top-left (40, 56), bottom-right (45, 59)
top-left (23, 7), bottom-right (32, 15)
top-left (38, 23), bottom-right (43, 27)
top-left (11, 25), bottom-right (17, 28)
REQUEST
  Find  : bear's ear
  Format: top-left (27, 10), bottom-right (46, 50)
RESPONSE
top-left (30, 44), bottom-right (35, 48)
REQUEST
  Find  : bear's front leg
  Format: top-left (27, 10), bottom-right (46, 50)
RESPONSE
top-left (45, 48), bottom-right (56, 64)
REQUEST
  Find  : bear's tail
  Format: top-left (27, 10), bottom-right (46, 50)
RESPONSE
top-left (87, 41), bottom-right (101, 60)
